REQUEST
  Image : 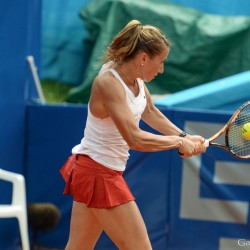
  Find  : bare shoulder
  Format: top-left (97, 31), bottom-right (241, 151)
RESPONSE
top-left (89, 71), bottom-right (126, 118)
top-left (93, 72), bottom-right (124, 95)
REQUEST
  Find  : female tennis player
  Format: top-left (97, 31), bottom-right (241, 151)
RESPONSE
top-left (60, 19), bottom-right (206, 250)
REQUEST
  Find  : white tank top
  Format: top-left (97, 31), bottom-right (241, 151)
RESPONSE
top-left (72, 65), bottom-right (147, 171)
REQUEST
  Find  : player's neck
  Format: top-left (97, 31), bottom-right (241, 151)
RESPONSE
top-left (114, 62), bottom-right (138, 87)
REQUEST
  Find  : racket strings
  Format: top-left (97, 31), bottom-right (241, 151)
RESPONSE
top-left (228, 104), bottom-right (250, 158)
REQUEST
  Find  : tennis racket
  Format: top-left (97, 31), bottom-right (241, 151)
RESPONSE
top-left (204, 101), bottom-right (250, 159)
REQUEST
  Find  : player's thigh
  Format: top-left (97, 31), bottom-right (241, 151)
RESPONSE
top-left (91, 201), bottom-right (152, 250)
top-left (66, 201), bottom-right (103, 250)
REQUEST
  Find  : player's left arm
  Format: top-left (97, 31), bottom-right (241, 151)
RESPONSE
top-left (141, 84), bottom-right (205, 144)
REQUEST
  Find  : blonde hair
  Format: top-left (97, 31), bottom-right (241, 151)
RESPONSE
top-left (104, 20), bottom-right (171, 63)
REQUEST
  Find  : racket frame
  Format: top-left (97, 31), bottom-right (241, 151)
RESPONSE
top-left (205, 101), bottom-right (250, 159)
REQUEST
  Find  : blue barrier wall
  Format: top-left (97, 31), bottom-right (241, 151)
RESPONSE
top-left (24, 103), bottom-right (250, 250)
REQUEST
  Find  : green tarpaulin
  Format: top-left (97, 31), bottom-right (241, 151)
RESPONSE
top-left (66, 0), bottom-right (250, 103)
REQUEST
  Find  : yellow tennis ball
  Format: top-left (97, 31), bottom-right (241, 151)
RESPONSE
top-left (242, 123), bottom-right (250, 140)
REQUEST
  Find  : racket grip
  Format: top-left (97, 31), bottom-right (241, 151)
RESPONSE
top-left (204, 139), bottom-right (210, 147)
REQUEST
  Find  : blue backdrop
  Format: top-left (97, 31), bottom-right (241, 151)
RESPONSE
top-left (0, 0), bottom-right (41, 249)
top-left (1, 0), bottom-right (250, 249)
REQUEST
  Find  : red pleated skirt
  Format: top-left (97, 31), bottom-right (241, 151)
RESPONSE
top-left (60, 154), bottom-right (135, 208)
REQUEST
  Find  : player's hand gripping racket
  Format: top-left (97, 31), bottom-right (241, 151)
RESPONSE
top-left (204, 101), bottom-right (250, 159)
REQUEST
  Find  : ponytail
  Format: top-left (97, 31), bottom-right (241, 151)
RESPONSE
top-left (104, 20), bottom-right (170, 63)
